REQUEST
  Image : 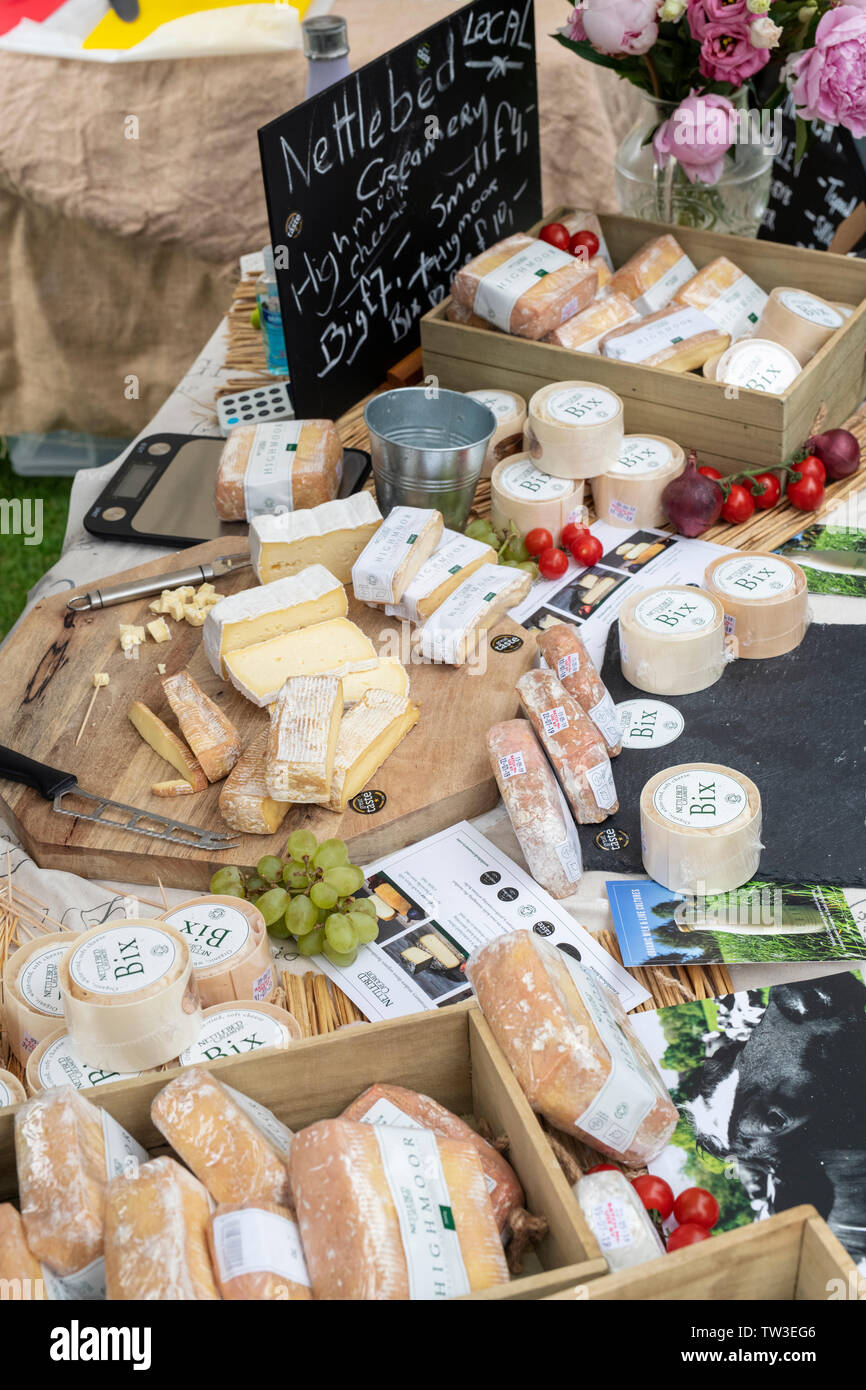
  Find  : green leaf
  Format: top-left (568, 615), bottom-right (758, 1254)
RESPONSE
top-left (794, 114), bottom-right (810, 166)
top-left (550, 31), bottom-right (655, 91)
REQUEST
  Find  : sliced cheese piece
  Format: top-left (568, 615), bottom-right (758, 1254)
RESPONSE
top-left (326, 656), bottom-right (409, 704)
top-left (289, 1118), bottom-right (509, 1298)
top-left (375, 883), bottom-right (411, 915)
top-left (25, 1028), bottom-right (142, 1095)
top-left (178, 1001), bottom-right (301, 1065)
top-left (414, 563), bottom-right (532, 666)
top-left (704, 552), bottom-right (808, 659)
top-left (160, 895), bottom-right (276, 1008)
top-left (618, 586), bottom-right (727, 696)
top-left (401, 946), bottom-right (431, 969)
top-left (151, 1066), bottom-right (292, 1207)
top-left (267, 674), bottom-right (343, 803)
top-left (151, 778), bottom-right (198, 797)
top-left (146, 617), bottom-right (171, 643)
top-left (215, 419), bottom-right (342, 521)
top-left (590, 434), bottom-right (685, 530)
top-left (59, 919), bottom-right (202, 1071)
top-left (224, 617), bottom-right (375, 708)
top-left (209, 1202), bottom-right (312, 1301)
top-left (15, 1088), bottom-right (108, 1276)
top-left (525, 382), bottom-right (624, 480)
top-left (351, 506), bottom-right (444, 604)
top-left (536, 622), bottom-right (622, 756)
top-left (219, 727), bottom-right (290, 835)
top-left (418, 933), bottom-right (461, 968)
top-left (0, 1202), bottom-right (46, 1294)
top-left (384, 529), bottom-right (497, 623)
top-left (105, 1157), bottom-right (220, 1300)
top-left (128, 699), bottom-right (208, 792)
top-left (756, 286), bottom-right (845, 365)
top-left (516, 668), bottom-right (618, 824)
top-left (673, 255), bottom-right (767, 341)
top-left (3, 933), bottom-right (69, 1065)
top-left (600, 305), bottom-right (730, 371)
top-left (464, 389), bottom-right (526, 477)
top-left (161, 669), bottom-right (242, 782)
top-left (203, 565), bottom-right (347, 678)
top-left (490, 456), bottom-right (584, 546)
top-left (0, 1068), bottom-right (27, 1107)
top-left (640, 762), bottom-right (762, 894)
top-left (544, 291), bottom-right (639, 351)
top-left (328, 689), bottom-right (420, 811)
top-left (714, 337), bottom-right (801, 393)
top-left (607, 233), bottom-right (697, 314)
top-left (450, 232), bottom-right (597, 339)
top-left (250, 492), bottom-right (383, 585)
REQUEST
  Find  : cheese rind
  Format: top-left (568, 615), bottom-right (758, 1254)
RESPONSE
top-left (607, 234), bottom-right (697, 314)
top-left (704, 552), bottom-right (808, 659)
top-left (160, 670), bottom-right (241, 782)
top-left (352, 506), bottom-right (444, 604)
top-left (525, 382), bottom-right (624, 480)
top-left (104, 1156), bottom-right (220, 1300)
top-left (490, 456), bottom-right (585, 547)
top-left (267, 674), bottom-right (343, 803)
top-left (414, 563), bottom-right (532, 666)
top-left (590, 434), bottom-right (685, 530)
top-left (209, 1202), bottom-right (312, 1300)
top-left (673, 255), bottom-right (768, 341)
top-left (3, 933), bottom-right (69, 1065)
top-left (384, 529), bottom-right (498, 623)
top-left (536, 623), bottom-right (623, 756)
top-left (465, 389), bottom-right (527, 477)
top-left (159, 895), bottom-right (277, 1007)
top-left (328, 689), bottom-right (420, 811)
top-left (128, 701), bottom-right (208, 792)
top-left (487, 720), bottom-right (583, 900)
top-left (618, 585), bottom-right (727, 696)
top-left (640, 762), bottom-right (762, 894)
top-left (218, 728), bottom-right (290, 835)
top-left (517, 668), bottom-right (618, 824)
top-left (451, 233), bottom-right (598, 340)
top-left (15, 1088), bottom-right (108, 1276)
top-left (224, 617), bottom-right (375, 708)
top-left (600, 305), bottom-right (730, 371)
top-left (215, 419), bottom-right (342, 521)
top-left (203, 565), bottom-right (347, 678)
top-left (250, 492), bottom-right (383, 585)
top-left (545, 292), bottom-right (640, 352)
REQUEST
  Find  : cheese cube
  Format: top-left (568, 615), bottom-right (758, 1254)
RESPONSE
top-left (218, 728), bottom-right (290, 835)
top-left (384, 529), bottom-right (498, 624)
top-left (607, 234), bottom-right (697, 315)
top-left (251, 492), bottom-right (383, 585)
top-left (351, 506), bottom-right (444, 605)
top-left (267, 674), bottom-right (343, 803)
top-left (104, 1157), bottom-right (220, 1300)
top-left (600, 305), bottom-right (730, 372)
top-left (224, 616), bottom-right (375, 708)
top-left (414, 563), bottom-right (532, 666)
top-left (15, 1088), bottom-right (108, 1276)
top-left (451, 233), bottom-right (598, 340)
top-left (182, 603), bottom-right (207, 627)
top-left (146, 617), bottom-right (171, 643)
top-left (215, 419), bottom-right (342, 521)
top-left (327, 689), bottom-right (420, 812)
top-left (203, 565), bottom-right (347, 678)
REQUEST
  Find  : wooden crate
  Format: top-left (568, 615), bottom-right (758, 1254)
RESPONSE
top-left (0, 1001), bottom-right (607, 1302)
top-left (421, 212), bottom-right (866, 474)
top-left (544, 1206), bottom-right (860, 1302)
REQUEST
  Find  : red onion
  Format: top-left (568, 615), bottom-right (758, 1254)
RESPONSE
top-left (662, 450), bottom-right (724, 537)
top-left (804, 429), bottom-right (861, 481)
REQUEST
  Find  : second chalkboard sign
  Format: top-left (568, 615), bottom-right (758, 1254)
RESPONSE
top-left (258, 0), bottom-right (542, 420)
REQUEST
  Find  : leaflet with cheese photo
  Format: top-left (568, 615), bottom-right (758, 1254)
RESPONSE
top-left (314, 822), bottom-right (650, 1021)
top-left (508, 521), bottom-right (732, 667)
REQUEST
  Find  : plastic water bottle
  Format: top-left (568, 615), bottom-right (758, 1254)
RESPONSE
top-left (303, 15), bottom-right (351, 100)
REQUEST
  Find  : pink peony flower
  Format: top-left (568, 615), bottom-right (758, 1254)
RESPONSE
top-left (788, 6), bottom-right (866, 136)
top-left (688, 0), bottom-right (749, 42)
top-left (699, 19), bottom-right (771, 81)
top-left (564, 5), bottom-right (588, 40)
top-left (580, 0), bottom-right (659, 54)
top-left (653, 92), bottom-right (737, 184)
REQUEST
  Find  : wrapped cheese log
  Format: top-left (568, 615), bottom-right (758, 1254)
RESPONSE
top-left (545, 292), bottom-right (639, 352)
top-left (14, 1088), bottom-right (108, 1276)
top-left (151, 1066), bottom-right (292, 1207)
top-left (290, 1117), bottom-right (509, 1299)
top-left (215, 419), bottom-right (342, 521)
top-left (517, 669), bottom-right (618, 824)
top-left (575, 1169), bottom-right (665, 1270)
top-left (607, 233), bottom-right (697, 314)
top-left (673, 255), bottom-right (767, 342)
top-left (208, 1202), bottom-right (313, 1300)
top-left (104, 1157), bottom-right (220, 1300)
top-left (467, 931), bottom-right (678, 1165)
top-left (450, 233), bottom-right (597, 340)
top-left (342, 1082), bottom-right (524, 1233)
top-left (536, 623), bottom-right (622, 756)
top-left (487, 720), bottom-right (583, 900)
top-left (600, 305), bottom-right (730, 372)
top-left (0, 1202), bottom-right (46, 1295)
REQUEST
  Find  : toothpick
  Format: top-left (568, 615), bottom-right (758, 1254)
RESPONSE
top-left (156, 877), bottom-right (169, 913)
top-left (75, 686), bottom-right (102, 745)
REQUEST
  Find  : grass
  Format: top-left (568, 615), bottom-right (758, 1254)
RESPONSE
top-left (0, 439), bottom-right (73, 641)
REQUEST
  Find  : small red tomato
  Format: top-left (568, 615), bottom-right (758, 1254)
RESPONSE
top-left (538, 546), bottom-right (569, 580)
top-left (797, 454), bottom-right (826, 484)
top-left (631, 1174), bottom-right (674, 1221)
top-left (667, 1223), bottom-right (712, 1253)
top-left (539, 222), bottom-right (571, 251)
top-left (721, 483), bottom-right (756, 525)
top-left (561, 521), bottom-right (589, 550)
top-left (569, 230), bottom-right (600, 261)
top-left (751, 472), bottom-right (781, 510)
top-left (787, 472), bottom-right (824, 511)
top-left (585, 1163), bottom-right (619, 1174)
top-left (572, 535), bottom-right (603, 567)
top-left (673, 1187), bottom-right (720, 1230)
top-left (698, 465), bottom-right (723, 481)
top-left (524, 527), bottom-right (553, 557)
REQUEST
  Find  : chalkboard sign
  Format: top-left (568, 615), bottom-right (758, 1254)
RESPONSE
top-left (258, 0), bottom-right (542, 420)
top-left (758, 95), bottom-right (866, 250)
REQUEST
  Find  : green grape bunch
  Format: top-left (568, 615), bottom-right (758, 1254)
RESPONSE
top-left (208, 830), bottom-right (379, 967)
top-left (465, 517), bottom-right (538, 579)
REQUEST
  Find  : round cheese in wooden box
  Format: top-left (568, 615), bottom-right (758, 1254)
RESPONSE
top-left (591, 434), bottom-right (684, 529)
top-left (756, 287), bottom-right (845, 365)
top-left (465, 389), bottom-right (526, 478)
top-left (640, 762), bottom-right (762, 894)
top-left (159, 896), bottom-right (277, 1008)
top-left (618, 585), bottom-right (727, 696)
top-left (25, 1028), bottom-right (143, 1096)
top-left (177, 1000), bottom-right (302, 1066)
top-left (704, 553), bottom-right (808, 659)
top-left (0, 1067), bottom-right (26, 1107)
top-left (490, 455), bottom-right (584, 544)
top-left (525, 381), bottom-right (624, 480)
top-left (2, 932), bottom-right (69, 1066)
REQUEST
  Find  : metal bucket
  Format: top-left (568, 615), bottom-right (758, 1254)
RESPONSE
top-left (364, 388), bottom-right (497, 529)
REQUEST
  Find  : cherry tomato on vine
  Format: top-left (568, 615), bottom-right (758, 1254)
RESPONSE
top-left (586, 1163), bottom-right (619, 1174)
top-left (673, 1187), bottom-right (720, 1230)
top-left (721, 483), bottom-right (756, 525)
top-left (751, 472), bottom-right (781, 510)
top-left (797, 454), bottom-right (826, 484)
top-left (631, 1174), bottom-right (674, 1221)
top-left (524, 527), bottom-right (553, 557)
top-left (698, 465), bottom-right (723, 481)
top-left (572, 535), bottom-right (603, 567)
top-left (561, 521), bottom-right (589, 550)
top-left (538, 546), bottom-right (569, 580)
top-left (569, 230), bottom-right (600, 261)
top-left (667, 1223), bottom-right (712, 1252)
top-left (539, 222), bottom-right (571, 250)
top-left (787, 472), bottom-right (824, 511)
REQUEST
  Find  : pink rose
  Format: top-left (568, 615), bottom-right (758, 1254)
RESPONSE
top-left (653, 92), bottom-right (737, 184)
top-left (789, 6), bottom-right (866, 136)
top-left (699, 19), bottom-right (771, 81)
top-left (688, 0), bottom-right (749, 42)
top-left (580, 0), bottom-right (659, 54)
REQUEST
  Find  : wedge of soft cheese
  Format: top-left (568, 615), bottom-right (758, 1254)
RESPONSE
top-left (351, 507), bottom-right (444, 604)
top-left (328, 689), bottom-right (420, 811)
top-left (128, 700), bottom-right (208, 792)
top-left (161, 669), bottom-right (242, 782)
top-left (225, 617), bottom-right (376, 708)
top-left (267, 674), bottom-right (343, 803)
top-left (203, 566), bottom-right (347, 678)
top-left (326, 657), bottom-right (409, 704)
top-left (219, 728), bottom-right (291, 835)
top-left (250, 493), bottom-right (383, 585)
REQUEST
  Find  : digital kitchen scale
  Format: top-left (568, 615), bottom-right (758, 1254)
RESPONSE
top-left (84, 433), bottom-right (372, 548)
